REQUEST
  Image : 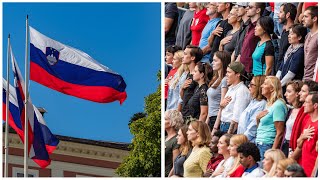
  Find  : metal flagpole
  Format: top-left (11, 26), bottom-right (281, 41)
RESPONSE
top-left (5, 34), bottom-right (11, 177)
top-left (24, 15), bottom-right (29, 178)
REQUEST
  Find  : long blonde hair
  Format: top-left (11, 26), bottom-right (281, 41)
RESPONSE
top-left (265, 76), bottom-right (285, 106)
top-left (264, 149), bottom-right (286, 177)
top-left (227, 135), bottom-right (248, 176)
top-left (170, 51), bottom-right (187, 89)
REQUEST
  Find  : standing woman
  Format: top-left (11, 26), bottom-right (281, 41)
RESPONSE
top-left (206, 51), bottom-right (230, 131)
top-left (169, 125), bottom-right (192, 177)
top-left (256, 76), bottom-right (288, 161)
top-left (167, 50), bottom-right (187, 110)
top-left (187, 62), bottom-right (213, 121)
top-left (237, 75), bottom-right (267, 143)
top-left (252, 16), bottom-right (275, 76)
top-left (276, 24), bottom-right (307, 87)
top-left (165, 109), bottom-right (184, 177)
top-left (281, 80), bottom-right (303, 157)
top-left (184, 121), bottom-right (212, 177)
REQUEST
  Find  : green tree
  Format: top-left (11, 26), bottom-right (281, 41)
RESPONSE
top-left (116, 72), bottom-right (161, 177)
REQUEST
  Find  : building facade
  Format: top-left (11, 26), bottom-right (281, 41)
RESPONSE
top-left (2, 130), bottom-right (130, 177)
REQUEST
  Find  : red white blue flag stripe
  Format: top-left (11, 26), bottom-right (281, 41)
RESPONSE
top-left (29, 26), bottom-right (127, 104)
top-left (9, 47), bottom-right (59, 168)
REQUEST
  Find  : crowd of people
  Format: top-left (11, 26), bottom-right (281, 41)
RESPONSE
top-left (164, 2), bottom-right (318, 177)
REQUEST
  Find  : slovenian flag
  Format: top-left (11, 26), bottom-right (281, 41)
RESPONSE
top-left (29, 26), bottom-right (127, 104)
top-left (9, 46), bottom-right (59, 168)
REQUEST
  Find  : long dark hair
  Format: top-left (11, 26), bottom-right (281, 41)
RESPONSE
top-left (196, 62), bottom-right (213, 85)
top-left (209, 51), bottom-right (231, 88)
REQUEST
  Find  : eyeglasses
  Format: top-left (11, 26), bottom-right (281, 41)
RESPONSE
top-left (248, 5), bottom-right (256, 9)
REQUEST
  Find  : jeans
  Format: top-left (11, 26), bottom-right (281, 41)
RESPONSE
top-left (220, 122), bottom-right (231, 133)
top-left (257, 142), bottom-right (273, 162)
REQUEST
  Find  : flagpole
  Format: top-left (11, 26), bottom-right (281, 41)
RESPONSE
top-left (5, 34), bottom-right (11, 177)
top-left (24, 15), bottom-right (29, 178)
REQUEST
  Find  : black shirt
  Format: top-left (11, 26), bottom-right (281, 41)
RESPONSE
top-left (186, 84), bottom-right (208, 119)
top-left (277, 30), bottom-right (290, 71)
top-left (181, 73), bottom-right (198, 118)
top-left (209, 19), bottom-right (233, 62)
top-left (165, 3), bottom-right (179, 44)
top-left (234, 19), bottom-right (250, 59)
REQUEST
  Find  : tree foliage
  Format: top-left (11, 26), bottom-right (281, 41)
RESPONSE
top-left (116, 71), bottom-right (161, 177)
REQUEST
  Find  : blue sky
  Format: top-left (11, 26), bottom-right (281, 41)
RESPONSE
top-left (2, 2), bottom-right (161, 143)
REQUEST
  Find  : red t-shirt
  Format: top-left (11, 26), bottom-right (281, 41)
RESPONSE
top-left (190, 8), bottom-right (209, 46)
top-left (300, 116), bottom-right (318, 177)
top-left (165, 68), bottom-right (178, 99)
top-left (269, 2), bottom-right (275, 12)
top-left (229, 164), bottom-right (245, 177)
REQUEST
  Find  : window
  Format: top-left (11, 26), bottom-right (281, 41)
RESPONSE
top-left (12, 167), bottom-right (38, 177)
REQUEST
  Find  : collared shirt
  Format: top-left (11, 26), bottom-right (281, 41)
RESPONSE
top-left (242, 164), bottom-right (264, 177)
top-left (237, 99), bottom-right (267, 143)
top-left (245, 163), bottom-right (259, 173)
top-left (221, 82), bottom-right (251, 123)
top-left (240, 21), bottom-right (260, 73)
top-left (167, 72), bottom-right (188, 110)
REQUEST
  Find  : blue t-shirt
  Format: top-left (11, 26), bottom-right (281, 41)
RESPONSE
top-left (256, 99), bottom-right (287, 145)
top-left (199, 18), bottom-right (221, 49)
top-left (252, 40), bottom-right (274, 76)
top-left (199, 17), bottom-right (221, 61)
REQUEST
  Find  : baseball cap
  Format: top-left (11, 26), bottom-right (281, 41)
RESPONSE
top-left (228, 62), bottom-right (245, 74)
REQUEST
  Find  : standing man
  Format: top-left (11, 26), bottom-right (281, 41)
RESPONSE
top-left (208, 2), bottom-right (233, 63)
top-left (199, 2), bottom-right (221, 63)
top-left (165, 2), bottom-right (179, 48)
top-left (214, 62), bottom-right (251, 134)
top-left (179, 45), bottom-right (203, 121)
top-left (175, 3), bottom-right (195, 50)
top-left (232, 2), bottom-right (249, 62)
top-left (277, 3), bottom-right (297, 73)
top-left (302, 6), bottom-right (318, 81)
top-left (236, 2), bottom-right (265, 74)
top-left (294, 92), bottom-right (318, 177)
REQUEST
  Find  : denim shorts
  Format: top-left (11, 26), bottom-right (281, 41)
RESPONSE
top-left (256, 142), bottom-right (273, 162)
